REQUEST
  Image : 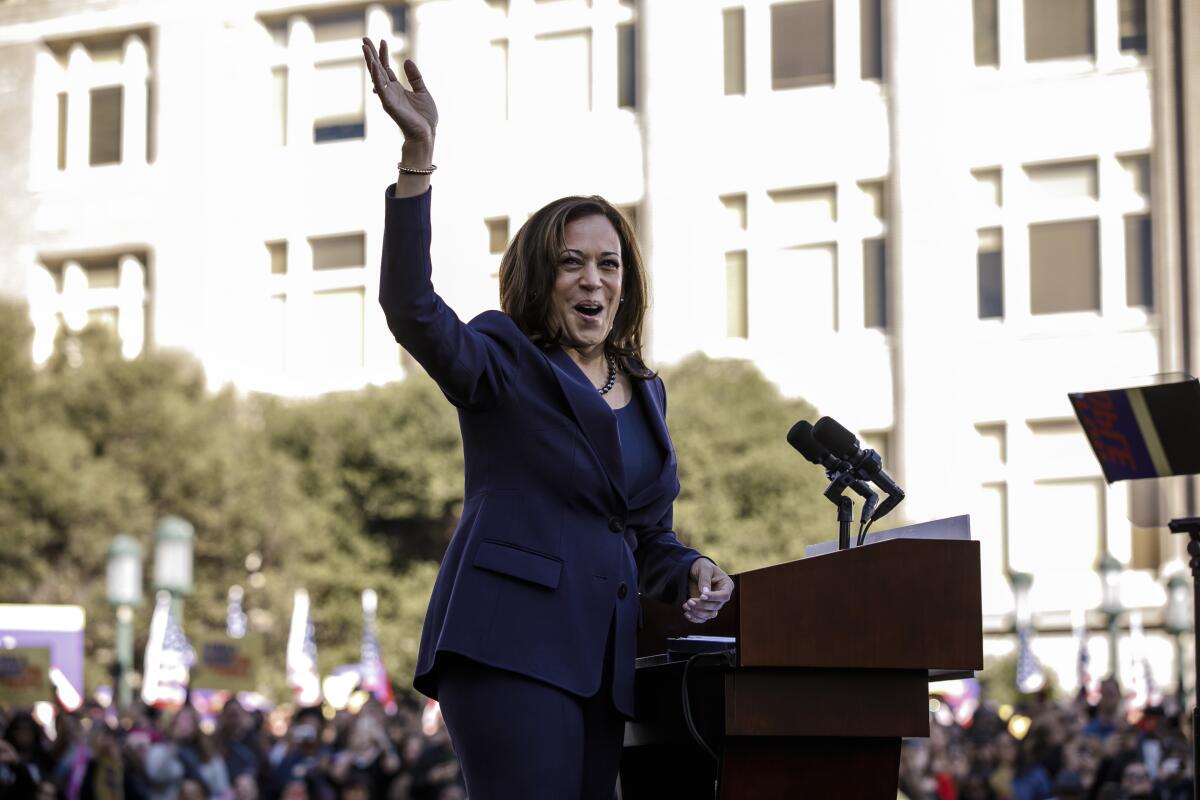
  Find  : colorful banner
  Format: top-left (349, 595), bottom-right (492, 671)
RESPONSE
top-left (1069, 377), bottom-right (1200, 483)
top-left (190, 636), bottom-right (262, 693)
top-left (0, 648), bottom-right (53, 706)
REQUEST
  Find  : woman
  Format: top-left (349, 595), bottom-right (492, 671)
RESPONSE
top-left (361, 38), bottom-right (735, 798)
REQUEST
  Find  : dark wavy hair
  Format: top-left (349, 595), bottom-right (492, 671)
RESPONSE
top-left (498, 196), bottom-right (653, 378)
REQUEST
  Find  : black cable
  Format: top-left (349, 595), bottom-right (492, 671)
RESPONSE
top-left (680, 651), bottom-right (731, 799)
top-left (857, 516), bottom-right (876, 547)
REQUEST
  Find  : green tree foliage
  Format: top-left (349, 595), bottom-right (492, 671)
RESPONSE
top-left (661, 354), bottom-right (834, 572)
top-left (0, 299), bottom-right (832, 699)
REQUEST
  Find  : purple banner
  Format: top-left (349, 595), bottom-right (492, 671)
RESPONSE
top-left (1069, 390), bottom-right (1157, 482)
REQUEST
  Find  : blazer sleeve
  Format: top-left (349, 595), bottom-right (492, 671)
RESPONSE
top-left (379, 186), bottom-right (519, 410)
top-left (633, 376), bottom-right (704, 604)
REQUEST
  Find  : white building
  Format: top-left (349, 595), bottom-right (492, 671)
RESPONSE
top-left (1, 0), bottom-right (1195, 696)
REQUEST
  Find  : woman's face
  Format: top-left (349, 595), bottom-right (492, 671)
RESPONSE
top-left (547, 214), bottom-right (623, 354)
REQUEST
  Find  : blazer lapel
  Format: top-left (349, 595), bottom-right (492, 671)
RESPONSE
top-left (628, 376), bottom-right (678, 509)
top-left (546, 347), bottom-right (627, 506)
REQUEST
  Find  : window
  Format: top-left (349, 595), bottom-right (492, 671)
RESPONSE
top-left (489, 40), bottom-right (509, 120)
top-left (389, 5), bottom-right (408, 35)
top-left (720, 193), bottom-right (748, 233)
top-left (1026, 160), bottom-right (1097, 202)
top-left (56, 92), bottom-right (68, 170)
top-left (617, 23), bottom-right (636, 109)
top-left (46, 31), bottom-right (151, 170)
top-left (723, 8), bottom-right (746, 95)
top-left (1014, 479), bottom-right (1104, 577)
top-left (768, 185), bottom-right (837, 232)
top-left (1124, 214), bottom-right (1153, 309)
top-left (977, 228), bottom-right (1004, 319)
top-left (310, 10), bottom-right (366, 43)
top-left (271, 67), bottom-right (287, 147)
top-left (973, 0), bottom-right (999, 67)
top-left (1024, 0), bottom-right (1094, 62)
top-left (311, 288), bottom-right (365, 370)
top-left (267, 241), bottom-right (287, 275)
top-left (863, 237), bottom-right (887, 329)
top-left (311, 233), bottom-right (366, 270)
top-left (860, 0), bottom-right (883, 81)
top-left (726, 250), bottom-right (748, 338)
top-left (89, 86), bottom-right (123, 166)
top-left (35, 253), bottom-right (148, 361)
top-left (972, 168), bottom-right (1002, 211)
top-left (485, 218), bottom-right (509, 255)
top-left (534, 31), bottom-right (592, 113)
top-left (771, 1), bottom-right (834, 89)
top-left (313, 61), bottom-right (365, 142)
top-left (1029, 219), bottom-right (1100, 314)
top-left (777, 245), bottom-right (838, 332)
top-left (975, 423), bottom-right (1008, 470)
top-left (1118, 0), bottom-right (1147, 54)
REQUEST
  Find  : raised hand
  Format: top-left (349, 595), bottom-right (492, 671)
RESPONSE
top-left (362, 38), bottom-right (438, 143)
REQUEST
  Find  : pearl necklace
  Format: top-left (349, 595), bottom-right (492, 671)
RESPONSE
top-left (598, 354), bottom-right (617, 395)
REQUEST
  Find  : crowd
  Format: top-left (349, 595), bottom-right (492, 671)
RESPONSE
top-left (898, 679), bottom-right (1195, 800)
top-left (0, 692), bottom-right (462, 800)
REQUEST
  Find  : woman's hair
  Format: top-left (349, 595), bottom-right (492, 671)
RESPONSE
top-left (499, 195), bottom-right (653, 378)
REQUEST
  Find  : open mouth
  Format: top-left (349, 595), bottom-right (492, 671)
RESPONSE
top-left (574, 302), bottom-right (603, 318)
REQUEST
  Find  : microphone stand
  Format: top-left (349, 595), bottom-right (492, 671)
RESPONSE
top-left (823, 470), bottom-right (856, 551)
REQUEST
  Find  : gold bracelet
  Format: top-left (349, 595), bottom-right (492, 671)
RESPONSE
top-left (397, 162), bottom-right (437, 175)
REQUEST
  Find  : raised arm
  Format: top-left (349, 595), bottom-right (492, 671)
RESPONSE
top-left (364, 40), bottom-right (518, 409)
top-left (362, 38), bottom-right (437, 197)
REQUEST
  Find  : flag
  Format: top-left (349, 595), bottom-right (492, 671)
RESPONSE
top-left (286, 589), bottom-right (321, 706)
top-left (1015, 625), bottom-right (1044, 693)
top-left (1128, 611), bottom-right (1162, 709)
top-left (360, 589), bottom-right (395, 709)
top-left (226, 585), bottom-right (247, 639)
top-left (1072, 607), bottom-right (1098, 701)
top-left (141, 591), bottom-right (194, 708)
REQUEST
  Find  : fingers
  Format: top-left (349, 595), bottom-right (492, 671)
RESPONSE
top-left (362, 42), bottom-right (387, 94)
top-left (379, 39), bottom-right (399, 83)
top-left (404, 59), bottom-right (428, 93)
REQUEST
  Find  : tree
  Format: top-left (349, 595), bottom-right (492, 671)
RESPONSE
top-left (661, 354), bottom-right (833, 572)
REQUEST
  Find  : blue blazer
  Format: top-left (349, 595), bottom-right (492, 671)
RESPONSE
top-left (379, 187), bottom-right (701, 717)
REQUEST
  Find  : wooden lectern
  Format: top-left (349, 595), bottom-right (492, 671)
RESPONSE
top-left (620, 528), bottom-right (983, 798)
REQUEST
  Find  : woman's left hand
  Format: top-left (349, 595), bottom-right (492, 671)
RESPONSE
top-left (683, 558), bottom-right (734, 623)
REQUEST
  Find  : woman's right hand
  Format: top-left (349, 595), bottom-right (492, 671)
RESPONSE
top-left (362, 38), bottom-right (438, 144)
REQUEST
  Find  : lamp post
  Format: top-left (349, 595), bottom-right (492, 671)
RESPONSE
top-left (153, 516), bottom-right (194, 621)
top-left (1099, 551), bottom-right (1124, 678)
top-left (105, 534), bottom-right (143, 710)
top-left (1166, 573), bottom-right (1191, 708)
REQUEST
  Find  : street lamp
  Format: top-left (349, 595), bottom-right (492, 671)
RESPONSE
top-left (1008, 570), bottom-right (1034, 630)
top-left (1098, 551), bottom-right (1124, 678)
top-left (153, 516), bottom-right (194, 620)
top-left (106, 534), bottom-right (142, 710)
top-left (1166, 573), bottom-right (1191, 707)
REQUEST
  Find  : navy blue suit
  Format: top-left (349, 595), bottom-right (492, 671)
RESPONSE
top-left (379, 187), bottom-right (702, 725)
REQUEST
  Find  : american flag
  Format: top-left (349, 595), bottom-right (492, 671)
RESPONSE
top-left (360, 589), bottom-right (395, 709)
top-left (286, 589), bottom-right (321, 705)
top-left (141, 591), bottom-right (194, 707)
top-left (1015, 625), bottom-right (1044, 693)
top-left (1128, 610), bottom-right (1162, 709)
top-left (1072, 607), bottom-right (1095, 700)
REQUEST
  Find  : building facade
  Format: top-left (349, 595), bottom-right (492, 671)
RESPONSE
top-left (1, 0), bottom-right (1196, 695)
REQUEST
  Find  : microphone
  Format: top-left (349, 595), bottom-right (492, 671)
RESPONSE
top-left (787, 421), bottom-right (878, 518)
top-left (811, 416), bottom-right (905, 522)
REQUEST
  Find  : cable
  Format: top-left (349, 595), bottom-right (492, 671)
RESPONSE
top-left (857, 516), bottom-right (877, 547)
top-left (680, 651), bottom-right (732, 799)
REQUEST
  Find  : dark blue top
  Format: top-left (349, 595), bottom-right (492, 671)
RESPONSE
top-left (615, 390), bottom-right (666, 500)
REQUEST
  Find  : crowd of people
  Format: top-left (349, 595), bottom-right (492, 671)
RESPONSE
top-left (898, 679), bottom-right (1195, 800)
top-left (0, 692), bottom-right (462, 800)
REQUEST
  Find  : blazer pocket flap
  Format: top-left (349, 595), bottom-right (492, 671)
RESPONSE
top-left (474, 540), bottom-right (562, 589)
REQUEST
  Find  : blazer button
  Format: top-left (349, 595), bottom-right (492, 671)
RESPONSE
top-left (618, 582), bottom-right (628, 599)
top-left (608, 516), bottom-right (624, 533)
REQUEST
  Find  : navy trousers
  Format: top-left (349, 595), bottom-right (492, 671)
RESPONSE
top-left (436, 619), bottom-right (625, 800)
